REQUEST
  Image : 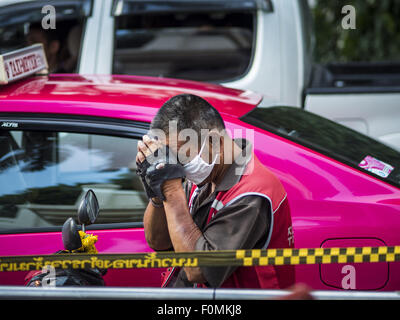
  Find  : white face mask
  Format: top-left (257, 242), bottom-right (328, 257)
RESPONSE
top-left (183, 139), bottom-right (217, 185)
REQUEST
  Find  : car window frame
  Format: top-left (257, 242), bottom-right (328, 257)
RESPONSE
top-left (0, 0), bottom-right (93, 28)
top-left (0, 113), bottom-right (149, 235)
top-left (111, 0), bottom-right (273, 16)
top-left (0, 0), bottom-right (92, 72)
top-left (111, 4), bottom-right (260, 84)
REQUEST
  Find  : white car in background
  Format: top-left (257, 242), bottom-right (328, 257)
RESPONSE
top-left (1, 0), bottom-right (399, 150)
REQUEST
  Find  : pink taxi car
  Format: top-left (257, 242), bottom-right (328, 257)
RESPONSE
top-left (0, 55), bottom-right (400, 291)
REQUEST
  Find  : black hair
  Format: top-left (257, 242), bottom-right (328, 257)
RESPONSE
top-left (151, 94), bottom-right (226, 138)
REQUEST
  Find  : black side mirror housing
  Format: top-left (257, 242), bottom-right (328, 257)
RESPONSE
top-left (61, 189), bottom-right (100, 251)
top-left (78, 189), bottom-right (99, 226)
top-left (62, 217), bottom-right (82, 251)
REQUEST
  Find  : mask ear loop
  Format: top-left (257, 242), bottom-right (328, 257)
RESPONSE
top-left (198, 137), bottom-right (208, 156)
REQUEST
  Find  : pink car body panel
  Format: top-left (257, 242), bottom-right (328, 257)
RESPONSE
top-left (225, 118), bottom-right (400, 290)
top-left (0, 228), bottom-right (162, 287)
top-left (0, 75), bottom-right (399, 290)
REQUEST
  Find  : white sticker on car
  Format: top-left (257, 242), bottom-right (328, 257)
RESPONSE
top-left (358, 155), bottom-right (394, 178)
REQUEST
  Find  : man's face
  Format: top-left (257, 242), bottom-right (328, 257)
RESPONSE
top-left (26, 29), bottom-right (48, 48)
top-left (141, 128), bottom-right (225, 186)
top-left (162, 131), bottom-right (222, 166)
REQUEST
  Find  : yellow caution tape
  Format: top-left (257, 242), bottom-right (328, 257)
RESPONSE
top-left (0, 246), bottom-right (399, 272)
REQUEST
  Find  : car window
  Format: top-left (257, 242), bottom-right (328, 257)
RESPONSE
top-left (113, 10), bottom-right (255, 82)
top-left (0, 1), bottom-right (88, 73)
top-left (241, 107), bottom-right (400, 188)
top-left (0, 130), bottom-right (146, 231)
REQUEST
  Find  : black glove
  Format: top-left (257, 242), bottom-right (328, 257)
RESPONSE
top-left (137, 145), bottom-right (185, 201)
top-left (143, 146), bottom-right (185, 201)
top-left (145, 160), bottom-right (185, 201)
top-left (136, 157), bottom-right (157, 200)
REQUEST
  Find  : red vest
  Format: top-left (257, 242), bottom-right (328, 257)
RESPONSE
top-left (162, 154), bottom-right (295, 289)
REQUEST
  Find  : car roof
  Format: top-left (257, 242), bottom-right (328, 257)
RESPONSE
top-left (0, 74), bottom-right (262, 123)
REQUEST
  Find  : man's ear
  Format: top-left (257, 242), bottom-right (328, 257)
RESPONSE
top-left (208, 130), bottom-right (223, 164)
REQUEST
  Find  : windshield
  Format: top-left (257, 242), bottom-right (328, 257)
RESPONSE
top-left (0, 1), bottom-right (87, 73)
top-left (241, 107), bottom-right (400, 188)
top-left (0, 130), bottom-right (147, 231)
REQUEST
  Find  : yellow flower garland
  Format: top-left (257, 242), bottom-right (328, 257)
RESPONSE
top-left (72, 231), bottom-right (98, 254)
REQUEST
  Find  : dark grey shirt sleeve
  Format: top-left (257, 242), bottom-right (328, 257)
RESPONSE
top-left (195, 196), bottom-right (271, 288)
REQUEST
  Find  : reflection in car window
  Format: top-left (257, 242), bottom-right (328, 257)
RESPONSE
top-left (113, 11), bottom-right (254, 82)
top-left (308, 0), bottom-right (400, 89)
top-left (0, 17), bottom-right (83, 73)
top-left (0, 131), bottom-right (146, 231)
top-left (241, 107), bottom-right (400, 188)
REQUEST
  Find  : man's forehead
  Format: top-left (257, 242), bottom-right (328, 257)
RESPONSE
top-left (149, 127), bottom-right (223, 149)
top-left (149, 129), bottom-right (194, 145)
top-left (163, 134), bottom-right (192, 150)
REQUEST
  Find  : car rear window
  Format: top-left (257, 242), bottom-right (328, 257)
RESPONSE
top-left (0, 1), bottom-right (88, 73)
top-left (308, 0), bottom-right (400, 90)
top-left (241, 107), bottom-right (400, 188)
top-left (112, 10), bottom-right (255, 82)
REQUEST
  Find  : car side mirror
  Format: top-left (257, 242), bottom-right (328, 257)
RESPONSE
top-left (77, 189), bottom-right (99, 232)
top-left (61, 189), bottom-right (100, 251)
top-left (62, 217), bottom-right (82, 251)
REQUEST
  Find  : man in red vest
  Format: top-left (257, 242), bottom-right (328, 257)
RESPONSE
top-left (136, 94), bottom-right (295, 288)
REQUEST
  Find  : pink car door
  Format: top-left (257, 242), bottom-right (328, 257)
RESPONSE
top-left (237, 107), bottom-right (400, 291)
top-left (0, 116), bottom-right (163, 286)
